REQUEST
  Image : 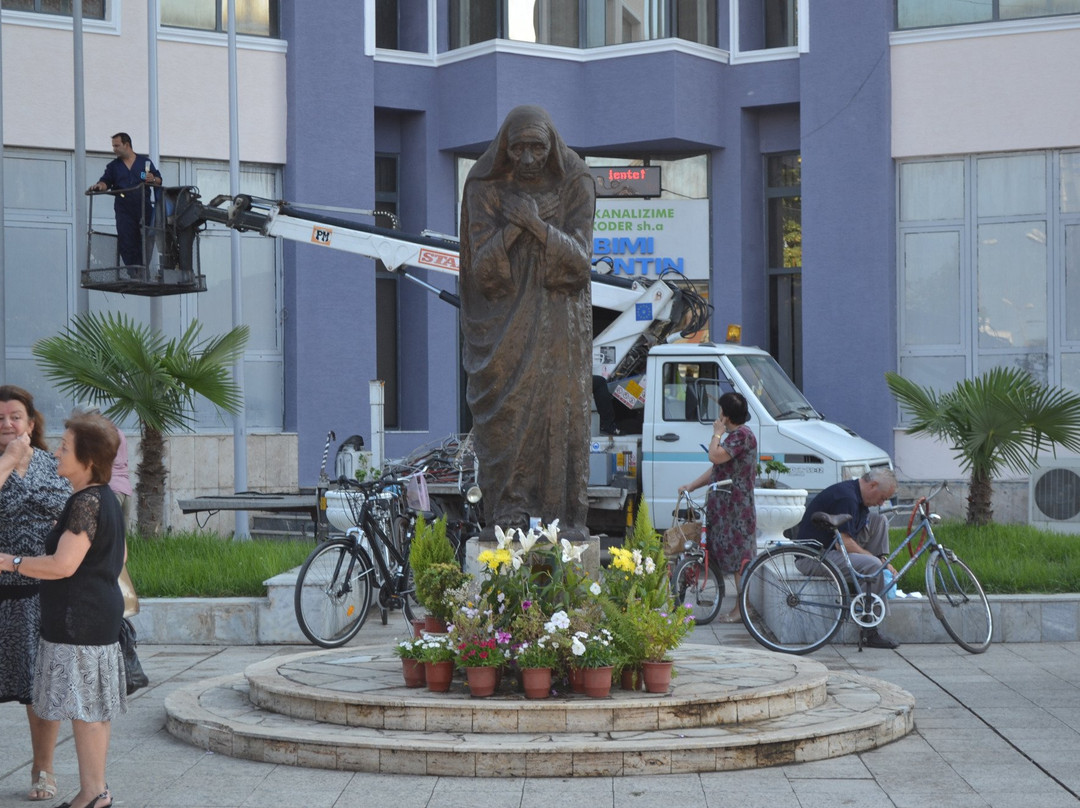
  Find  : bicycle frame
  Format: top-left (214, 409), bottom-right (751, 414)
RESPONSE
top-left (824, 484), bottom-right (947, 600)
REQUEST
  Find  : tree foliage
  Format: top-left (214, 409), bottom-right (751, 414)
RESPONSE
top-left (33, 312), bottom-right (248, 535)
top-left (885, 368), bottom-right (1080, 525)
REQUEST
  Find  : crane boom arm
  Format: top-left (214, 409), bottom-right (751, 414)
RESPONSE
top-left (171, 188), bottom-right (711, 382)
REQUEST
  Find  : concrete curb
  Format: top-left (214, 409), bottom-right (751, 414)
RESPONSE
top-left (129, 581), bottom-right (1080, 646)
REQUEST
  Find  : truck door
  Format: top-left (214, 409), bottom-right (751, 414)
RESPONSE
top-left (642, 359), bottom-right (731, 528)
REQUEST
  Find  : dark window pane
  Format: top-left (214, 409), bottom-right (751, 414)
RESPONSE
top-left (767, 153), bottom-right (801, 187)
top-left (676, 0), bottom-right (716, 45)
top-left (450, 0), bottom-right (498, 48)
top-left (1, 0), bottom-right (104, 17)
top-left (376, 0), bottom-right (399, 48)
top-left (769, 273), bottom-right (802, 387)
top-left (764, 0), bottom-right (796, 48)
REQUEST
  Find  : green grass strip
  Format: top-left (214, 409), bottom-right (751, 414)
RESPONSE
top-left (126, 531), bottom-right (313, 598)
top-left (889, 522), bottom-right (1080, 595)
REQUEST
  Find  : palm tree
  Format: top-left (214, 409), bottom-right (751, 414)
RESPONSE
top-left (885, 368), bottom-right (1080, 525)
top-left (33, 312), bottom-right (249, 536)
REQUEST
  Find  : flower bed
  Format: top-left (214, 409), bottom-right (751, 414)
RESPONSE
top-left (396, 503), bottom-right (695, 696)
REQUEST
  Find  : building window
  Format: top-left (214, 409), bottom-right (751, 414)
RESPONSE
top-left (764, 0), bottom-right (795, 47)
top-left (374, 154), bottom-right (401, 429)
top-left (896, 0), bottom-right (1080, 30)
top-left (765, 152), bottom-right (802, 388)
top-left (3, 147), bottom-right (284, 430)
top-left (376, 0), bottom-right (398, 48)
top-left (0, 0), bottom-right (105, 18)
top-left (450, 0), bottom-right (717, 49)
top-left (161, 0), bottom-right (279, 37)
top-left (897, 150), bottom-right (1080, 407)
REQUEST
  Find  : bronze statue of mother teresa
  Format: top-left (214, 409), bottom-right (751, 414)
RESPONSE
top-left (460, 106), bottom-right (595, 541)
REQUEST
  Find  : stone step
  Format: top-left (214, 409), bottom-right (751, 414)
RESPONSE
top-left (164, 644), bottom-right (914, 777)
top-left (243, 644), bottom-right (830, 732)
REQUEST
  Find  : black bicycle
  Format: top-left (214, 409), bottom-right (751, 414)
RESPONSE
top-left (294, 475), bottom-right (426, 647)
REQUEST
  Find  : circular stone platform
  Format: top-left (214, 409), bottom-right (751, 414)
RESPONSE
top-left (245, 644), bottom-right (829, 733)
top-left (165, 643), bottom-right (915, 776)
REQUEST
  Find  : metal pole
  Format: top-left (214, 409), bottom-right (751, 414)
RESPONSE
top-left (147, 0), bottom-right (162, 333)
top-left (369, 381), bottom-right (385, 474)
top-left (73, 0), bottom-right (89, 315)
top-left (0, 14), bottom-right (6, 380)
top-left (228, 0), bottom-right (250, 539)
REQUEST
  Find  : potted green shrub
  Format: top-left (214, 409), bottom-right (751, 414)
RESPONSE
top-left (414, 561), bottom-right (468, 631)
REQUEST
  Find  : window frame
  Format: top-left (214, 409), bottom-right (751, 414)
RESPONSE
top-left (159, 0), bottom-right (280, 39)
top-left (896, 150), bottom-right (1080, 417)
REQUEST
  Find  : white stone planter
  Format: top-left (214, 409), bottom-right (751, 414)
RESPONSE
top-left (754, 487), bottom-right (808, 551)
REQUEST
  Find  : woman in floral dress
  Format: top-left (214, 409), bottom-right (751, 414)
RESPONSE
top-left (679, 392), bottom-right (757, 623)
top-left (0, 386), bottom-right (71, 800)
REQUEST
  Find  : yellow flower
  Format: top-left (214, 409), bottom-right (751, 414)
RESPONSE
top-left (610, 547), bottom-right (636, 573)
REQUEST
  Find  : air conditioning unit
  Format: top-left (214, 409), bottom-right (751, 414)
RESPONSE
top-left (1029, 464), bottom-right (1080, 533)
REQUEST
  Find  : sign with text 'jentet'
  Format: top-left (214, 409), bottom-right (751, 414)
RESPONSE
top-left (588, 165), bottom-right (662, 198)
top-left (591, 199), bottom-right (710, 280)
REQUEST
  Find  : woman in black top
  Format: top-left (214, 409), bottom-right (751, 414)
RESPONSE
top-left (0, 412), bottom-right (126, 808)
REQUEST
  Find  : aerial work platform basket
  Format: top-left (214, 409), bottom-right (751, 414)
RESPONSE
top-left (82, 185), bottom-right (207, 296)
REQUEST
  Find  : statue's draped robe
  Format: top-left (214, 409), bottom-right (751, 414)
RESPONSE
top-left (460, 106), bottom-right (595, 536)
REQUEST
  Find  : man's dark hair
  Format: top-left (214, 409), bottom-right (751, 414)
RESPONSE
top-left (112, 132), bottom-right (132, 146)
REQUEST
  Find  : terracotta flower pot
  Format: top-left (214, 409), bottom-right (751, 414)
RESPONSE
top-left (411, 619), bottom-right (426, 639)
top-left (423, 615), bottom-right (448, 633)
top-left (401, 657), bottom-right (426, 688)
top-left (642, 660), bottom-right (674, 693)
top-left (424, 660), bottom-right (454, 692)
top-left (465, 665), bottom-right (498, 698)
top-left (621, 666), bottom-right (644, 691)
top-left (521, 667), bottom-right (552, 699)
top-left (583, 665), bottom-right (614, 698)
top-left (568, 666), bottom-right (586, 694)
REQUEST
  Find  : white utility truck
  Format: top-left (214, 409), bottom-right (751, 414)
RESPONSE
top-left (172, 190), bottom-right (890, 532)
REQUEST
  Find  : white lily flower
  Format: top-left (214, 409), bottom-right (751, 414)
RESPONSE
top-left (494, 525), bottom-right (512, 550)
top-left (561, 538), bottom-right (588, 563)
top-left (518, 528), bottom-right (539, 554)
top-left (541, 519), bottom-right (561, 545)
top-left (510, 547), bottom-right (525, 570)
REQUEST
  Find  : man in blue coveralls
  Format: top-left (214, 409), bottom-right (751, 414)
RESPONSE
top-left (89, 133), bottom-right (162, 268)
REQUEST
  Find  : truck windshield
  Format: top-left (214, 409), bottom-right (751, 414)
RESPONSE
top-left (728, 355), bottom-right (822, 421)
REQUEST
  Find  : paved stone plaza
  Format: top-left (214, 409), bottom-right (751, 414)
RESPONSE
top-left (1, 616), bottom-right (1078, 807)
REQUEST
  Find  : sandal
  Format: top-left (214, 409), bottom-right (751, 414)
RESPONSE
top-left (28, 771), bottom-right (57, 801)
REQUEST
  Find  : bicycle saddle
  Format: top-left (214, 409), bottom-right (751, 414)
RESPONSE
top-left (811, 512), bottom-right (851, 530)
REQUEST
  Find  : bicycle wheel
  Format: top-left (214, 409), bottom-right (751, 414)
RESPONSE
top-left (398, 559), bottom-right (429, 626)
top-left (294, 539), bottom-right (373, 647)
top-left (926, 549), bottom-right (992, 653)
top-left (672, 555), bottom-right (724, 625)
top-left (739, 546), bottom-right (847, 654)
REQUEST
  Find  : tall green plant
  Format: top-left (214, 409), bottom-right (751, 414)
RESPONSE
top-left (885, 368), bottom-right (1080, 525)
top-left (33, 312), bottom-right (248, 536)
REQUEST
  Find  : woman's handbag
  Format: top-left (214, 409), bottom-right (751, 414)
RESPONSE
top-left (118, 564), bottom-right (139, 618)
top-left (663, 492), bottom-right (703, 556)
top-left (119, 617), bottom-right (149, 695)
